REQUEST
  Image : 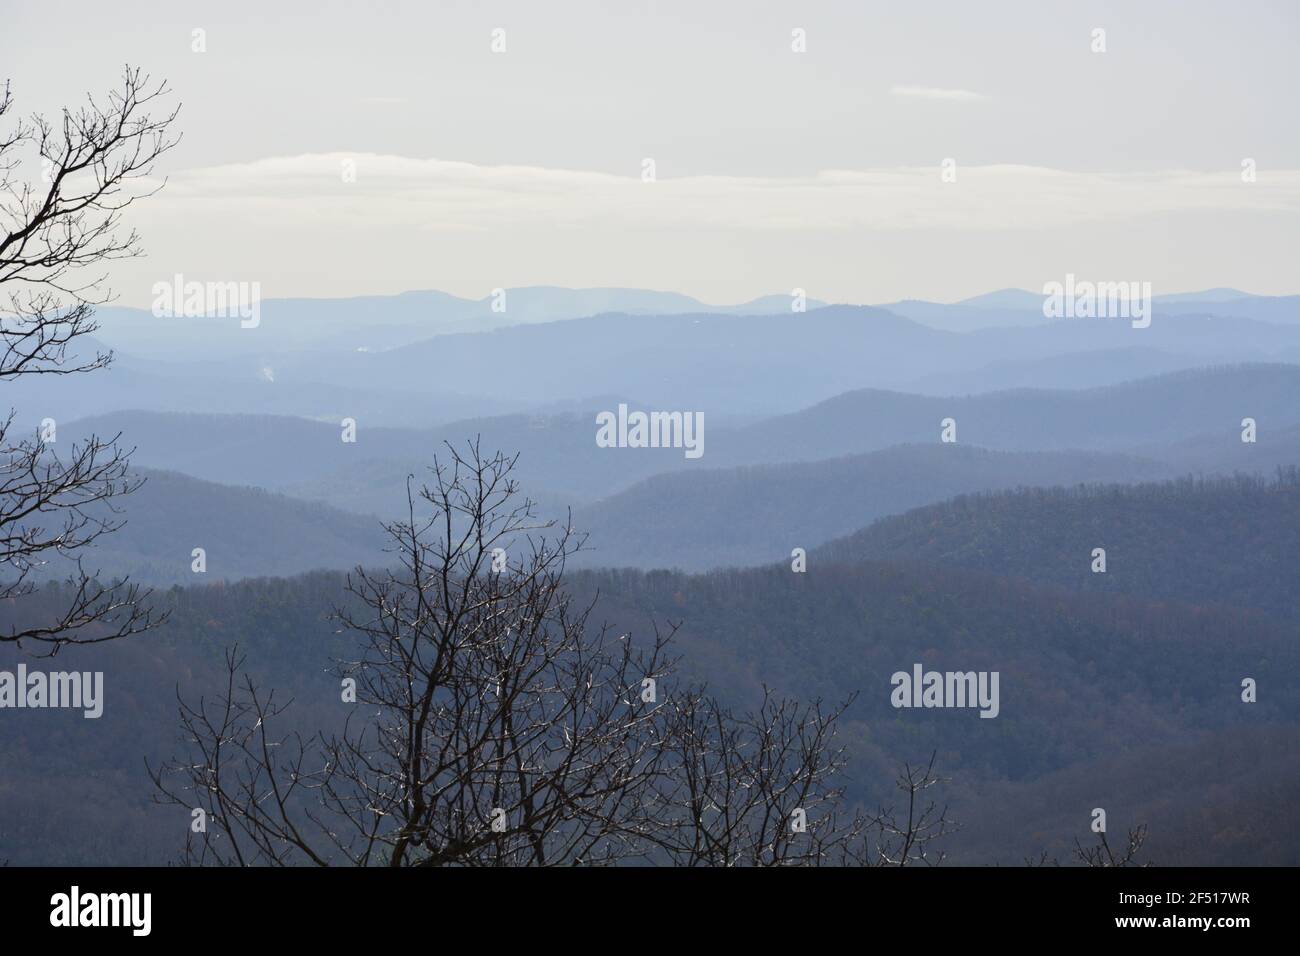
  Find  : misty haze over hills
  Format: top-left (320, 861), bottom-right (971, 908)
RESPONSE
top-left (48, 362), bottom-right (1297, 507)
top-left (14, 289), bottom-right (1295, 428)
top-left (88, 285), bottom-right (1300, 362)
top-left (6, 284), bottom-right (1300, 868)
top-left (89, 286), bottom-right (832, 358)
top-left (26, 289), bottom-right (1298, 585)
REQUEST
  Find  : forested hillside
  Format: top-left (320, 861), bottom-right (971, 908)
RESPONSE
top-left (31, 469), bottom-right (390, 586)
top-left (573, 445), bottom-right (1174, 571)
top-left (3, 522), bottom-right (1294, 864)
top-left (814, 471), bottom-right (1300, 621)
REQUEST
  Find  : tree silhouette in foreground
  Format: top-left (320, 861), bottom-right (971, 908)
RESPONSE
top-left (1028, 825), bottom-right (1151, 867)
top-left (151, 442), bottom-right (952, 866)
top-left (0, 66), bottom-right (177, 652)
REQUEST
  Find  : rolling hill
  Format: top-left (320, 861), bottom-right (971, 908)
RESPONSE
top-left (2, 466), bottom-right (1297, 865)
top-left (571, 445), bottom-right (1178, 571)
top-left (51, 365), bottom-right (1300, 512)
top-left (813, 471), bottom-right (1300, 621)
top-left (33, 468), bottom-right (389, 586)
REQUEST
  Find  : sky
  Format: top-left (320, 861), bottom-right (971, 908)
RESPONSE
top-left (2, 0), bottom-right (1297, 306)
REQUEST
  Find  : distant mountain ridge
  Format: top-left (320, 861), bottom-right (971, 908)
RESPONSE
top-left (44, 369), bottom-right (1300, 584)
top-left (20, 296), bottom-right (1296, 428)
top-left (53, 364), bottom-right (1300, 513)
top-left (92, 286), bottom-right (830, 359)
top-left (883, 289), bottom-right (1299, 331)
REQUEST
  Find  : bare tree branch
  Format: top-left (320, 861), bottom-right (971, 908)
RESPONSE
top-left (0, 66), bottom-right (177, 651)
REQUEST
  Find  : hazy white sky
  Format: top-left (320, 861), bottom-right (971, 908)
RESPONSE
top-left (3, 0), bottom-right (1297, 305)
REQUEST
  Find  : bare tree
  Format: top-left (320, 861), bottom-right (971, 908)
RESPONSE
top-left (649, 690), bottom-right (869, 866)
top-left (151, 442), bottom-right (950, 866)
top-left (1073, 825), bottom-right (1150, 868)
top-left (849, 752), bottom-right (954, 866)
top-left (1027, 823), bottom-right (1151, 867)
top-left (153, 443), bottom-right (679, 866)
top-left (0, 66), bottom-right (178, 651)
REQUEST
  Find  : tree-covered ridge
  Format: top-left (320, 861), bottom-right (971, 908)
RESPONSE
top-left (574, 558), bottom-right (1295, 777)
top-left (571, 444), bottom-right (1175, 572)
top-left (3, 509), bottom-right (1295, 864)
top-left (814, 470), bottom-right (1300, 621)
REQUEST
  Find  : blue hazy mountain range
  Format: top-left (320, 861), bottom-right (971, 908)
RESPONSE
top-left (49, 364), bottom-right (1299, 500)
top-left (13, 294), bottom-right (1297, 427)
top-left (37, 366), bottom-right (1300, 583)
top-left (92, 286), bottom-right (832, 358)
top-left (880, 289), bottom-right (1299, 331)
top-left (16, 290), bottom-right (1300, 581)
top-left (92, 285), bottom-right (1296, 361)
